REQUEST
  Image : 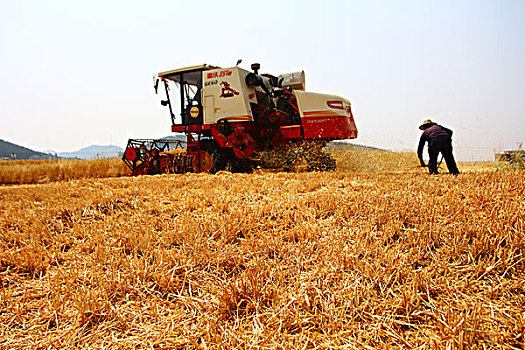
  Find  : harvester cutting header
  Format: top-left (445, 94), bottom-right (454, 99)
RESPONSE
top-left (123, 62), bottom-right (358, 174)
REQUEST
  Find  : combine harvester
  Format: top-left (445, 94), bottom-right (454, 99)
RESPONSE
top-left (122, 62), bottom-right (358, 175)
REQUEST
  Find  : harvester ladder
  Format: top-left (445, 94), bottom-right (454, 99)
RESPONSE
top-left (185, 125), bottom-right (203, 172)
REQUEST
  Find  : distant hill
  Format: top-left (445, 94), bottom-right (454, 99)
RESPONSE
top-left (160, 134), bottom-right (187, 142)
top-left (0, 139), bottom-right (57, 160)
top-left (46, 145), bottom-right (123, 160)
top-left (1, 137), bottom-right (381, 162)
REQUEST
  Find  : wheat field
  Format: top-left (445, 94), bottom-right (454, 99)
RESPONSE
top-left (1, 160), bottom-right (523, 348)
top-left (0, 158), bottom-right (128, 185)
top-left (0, 149), bottom-right (503, 186)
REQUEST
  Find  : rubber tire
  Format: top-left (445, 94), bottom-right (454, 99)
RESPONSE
top-left (199, 140), bottom-right (228, 174)
top-left (228, 157), bottom-right (254, 173)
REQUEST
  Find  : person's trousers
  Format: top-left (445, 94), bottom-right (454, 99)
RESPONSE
top-left (428, 139), bottom-right (460, 174)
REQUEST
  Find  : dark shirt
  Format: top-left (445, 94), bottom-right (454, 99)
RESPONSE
top-left (418, 124), bottom-right (453, 160)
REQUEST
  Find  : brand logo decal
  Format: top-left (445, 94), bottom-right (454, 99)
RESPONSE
top-left (207, 70), bottom-right (232, 79)
top-left (190, 106), bottom-right (199, 118)
top-left (220, 81), bottom-right (240, 98)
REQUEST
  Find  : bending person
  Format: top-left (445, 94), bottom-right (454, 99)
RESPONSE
top-left (417, 119), bottom-right (460, 175)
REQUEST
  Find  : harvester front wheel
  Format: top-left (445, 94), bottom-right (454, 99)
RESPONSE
top-left (198, 140), bottom-right (228, 174)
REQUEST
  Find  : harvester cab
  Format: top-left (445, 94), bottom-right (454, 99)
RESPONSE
top-left (123, 62), bottom-right (358, 175)
top-left (155, 64), bottom-right (216, 126)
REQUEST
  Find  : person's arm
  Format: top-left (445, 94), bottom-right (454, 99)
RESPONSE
top-left (417, 134), bottom-right (426, 166)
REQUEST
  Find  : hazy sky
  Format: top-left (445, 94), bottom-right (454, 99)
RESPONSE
top-left (1, 0), bottom-right (524, 160)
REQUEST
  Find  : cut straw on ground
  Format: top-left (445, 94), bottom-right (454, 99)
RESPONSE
top-left (0, 169), bottom-right (523, 348)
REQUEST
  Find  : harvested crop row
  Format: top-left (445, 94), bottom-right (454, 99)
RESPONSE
top-left (0, 171), bottom-right (523, 348)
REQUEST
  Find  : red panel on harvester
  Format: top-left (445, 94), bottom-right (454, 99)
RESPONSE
top-left (302, 112), bottom-right (357, 139)
top-left (172, 124), bottom-right (212, 133)
top-left (279, 125), bottom-right (303, 139)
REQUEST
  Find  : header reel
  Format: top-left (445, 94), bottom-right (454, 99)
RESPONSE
top-left (122, 139), bottom-right (186, 175)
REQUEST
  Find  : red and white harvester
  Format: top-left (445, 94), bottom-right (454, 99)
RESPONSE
top-left (122, 62), bottom-right (357, 175)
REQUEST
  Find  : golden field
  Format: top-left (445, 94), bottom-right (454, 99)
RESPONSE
top-left (0, 149), bottom-right (504, 186)
top-left (0, 152), bottom-right (524, 348)
top-left (0, 158), bottom-right (128, 185)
